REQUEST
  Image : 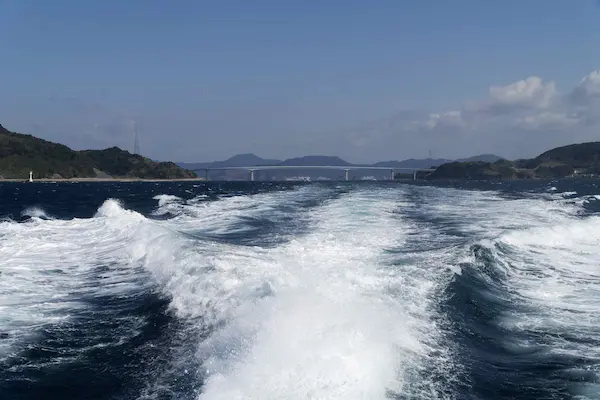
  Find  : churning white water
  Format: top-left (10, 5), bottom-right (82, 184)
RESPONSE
top-left (6, 182), bottom-right (600, 399)
top-left (0, 201), bottom-right (153, 358)
top-left (413, 186), bottom-right (600, 398)
top-left (0, 185), bottom-right (457, 399)
top-left (139, 187), bottom-right (456, 399)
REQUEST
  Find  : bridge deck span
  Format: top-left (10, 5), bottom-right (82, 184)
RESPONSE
top-left (191, 165), bottom-right (435, 181)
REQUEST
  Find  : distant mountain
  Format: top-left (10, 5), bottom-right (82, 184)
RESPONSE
top-left (176, 152), bottom-right (506, 180)
top-left (0, 124), bottom-right (196, 180)
top-left (177, 153), bottom-right (280, 170)
top-left (278, 155), bottom-right (351, 167)
top-left (180, 154), bottom-right (504, 170)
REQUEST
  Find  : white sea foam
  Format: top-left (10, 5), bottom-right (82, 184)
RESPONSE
top-left (21, 206), bottom-right (53, 220)
top-left (0, 190), bottom-right (314, 361)
top-left (496, 215), bottom-right (600, 398)
top-left (2, 186), bottom-right (455, 399)
top-left (153, 185), bottom-right (334, 239)
top-left (416, 186), bottom-right (600, 398)
top-left (0, 199), bottom-right (154, 358)
top-left (152, 194), bottom-right (183, 207)
top-left (560, 191), bottom-right (578, 197)
top-left (130, 188), bottom-right (455, 399)
top-left (415, 186), bottom-right (581, 238)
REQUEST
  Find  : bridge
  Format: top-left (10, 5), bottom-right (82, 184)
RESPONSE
top-left (191, 165), bottom-right (435, 181)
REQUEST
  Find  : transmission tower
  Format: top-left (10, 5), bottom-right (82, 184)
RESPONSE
top-left (133, 121), bottom-right (140, 155)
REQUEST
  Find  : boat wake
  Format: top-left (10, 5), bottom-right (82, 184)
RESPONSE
top-left (1, 182), bottom-right (600, 399)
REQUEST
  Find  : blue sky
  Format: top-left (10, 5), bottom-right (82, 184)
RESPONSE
top-left (1, 0), bottom-right (600, 163)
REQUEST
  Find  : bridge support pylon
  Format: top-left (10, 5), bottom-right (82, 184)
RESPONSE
top-left (390, 169), bottom-right (395, 180)
top-left (413, 170), bottom-right (417, 181)
top-left (345, 169), bottom-right (349, 181)
top-left (250, 169), bottom-right (255, 181)
top-left (204, 169), bottom-right (209, 181)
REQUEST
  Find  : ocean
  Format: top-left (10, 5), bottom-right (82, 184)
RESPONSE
top-left (1, 179), bottom-right (600, 400)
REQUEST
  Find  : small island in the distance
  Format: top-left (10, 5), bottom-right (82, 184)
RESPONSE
top-left (427, 142), bottom-right (600, 180)
top-left (0, 124), bottom-right (197, 180)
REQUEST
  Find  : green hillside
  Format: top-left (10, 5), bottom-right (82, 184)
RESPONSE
top-left (0, 124), bottom-right (197, 179)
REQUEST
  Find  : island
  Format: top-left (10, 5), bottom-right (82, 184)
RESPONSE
top-left (427, 141), bottom-right (600, 180)
top-left (0, 124), bottom-right (197, 180)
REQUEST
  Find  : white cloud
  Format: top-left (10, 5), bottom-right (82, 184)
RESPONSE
top-left (416, 72), bottom-right (596, 136)
top-left (515, 111), bottom-right (581, 130)
top-left (488, 76), bottom-right (556, 109)
top-left (464, 76), bottom-right (557, 115)
top-left (424, 110), bottom-right (464, 129)
top-left (570, 70), bottom-right (600, 105)
top-left (341, 69), bottom-right (600, 160)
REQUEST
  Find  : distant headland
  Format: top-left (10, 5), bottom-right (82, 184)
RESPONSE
top-left (427, 142), bottom-right (600, 180)
top-left (0, 124), bottom-right (197, 180)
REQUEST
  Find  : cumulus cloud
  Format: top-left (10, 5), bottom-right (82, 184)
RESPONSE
top-left (464, 76), bottom-right (558, 115)
top-left (569, 70), bottom-right (600, 105)
top-left (417, 75), bottom-right (565, 135)
top-left (342, 69), bottom-right (600, 160)
top-left (423, 110), bottom-right (464, 130)
top-left (487, 76), bottom-right (556, 109)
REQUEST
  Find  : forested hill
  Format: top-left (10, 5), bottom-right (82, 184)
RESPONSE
top-left (528, 142), bottom-right (600, 170)
top-left (428, 141), bottom-right (600, 180)
top-left (0, 124), bottom-right (197, 179)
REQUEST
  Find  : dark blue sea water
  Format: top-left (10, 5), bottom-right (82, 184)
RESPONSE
top-left (1, 179), bottom-right (600, 400)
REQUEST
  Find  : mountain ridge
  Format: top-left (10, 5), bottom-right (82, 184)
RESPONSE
top-left (177, 153), bottom-right (504, 170)
top-left (176, 153), bottom-right (505, 180)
